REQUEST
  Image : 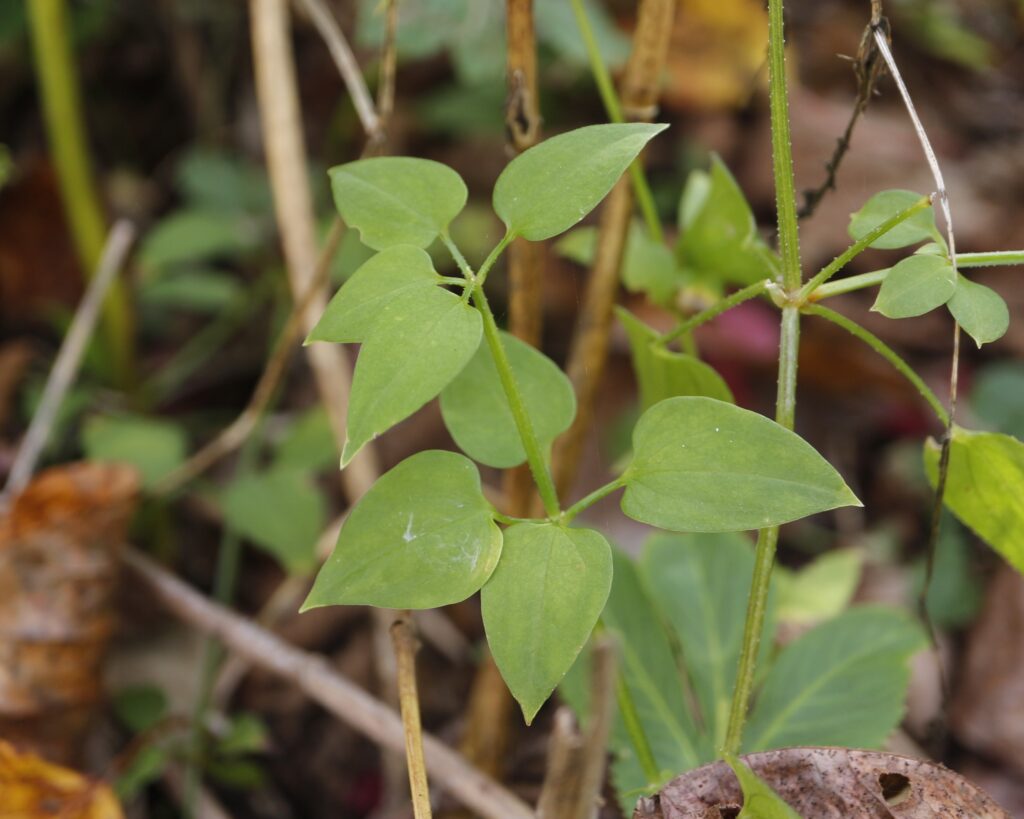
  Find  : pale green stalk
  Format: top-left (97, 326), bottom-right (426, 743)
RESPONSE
top-left (659, 280), bottom-right (768, 346)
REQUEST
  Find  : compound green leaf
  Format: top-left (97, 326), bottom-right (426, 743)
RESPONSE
top-left (642, 533), bottom-right (772, 752)
top-left (848, 189), bottom-right (939, 250)
top-left (775, 548), bottom-right (863, 625)
top-left (222, 468), bottom-right (326, 574)
top-left (493, 123), bottom-right (667, 241)
top-left (482, 522), bottom-right (612, 723)
top-left (329, 157), bottom-right (468, 251)
top-left (308, 245), bottom-right (441, 343)
top-left (342, 288), bottom-right (482, 466)
top-left (621, 397), bottom-right (860, 532)
top-left (82, 414), bottom-right (187, 489)
top-left (725, 756), bottom-right (803, 819)
top-left (744, 607), bottom-right (925, 752)
top-left (677, 156), bottom-right (778, 286)
top-left (440, 330), bottom-right (575, 468)
top-left (618, 308), bottom-right (733, 411)
top-left (871, 254), bottom-right (956, 318)
top-left (304, 450), bottom-right (501, 609)
top-left (924, 427), bottom-right (1024, 574)
top-left (947, 275), bottom-right (1010, 347)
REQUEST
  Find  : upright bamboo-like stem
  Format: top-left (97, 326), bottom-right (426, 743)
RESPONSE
top-left (26, 0), bottom-right (134, 385)
top-left (723, 0), bottom-right (804, 756)
top-left (391, 614), bottom-right (433, 819)
top-left (551, 0), bottom-right (675, 499)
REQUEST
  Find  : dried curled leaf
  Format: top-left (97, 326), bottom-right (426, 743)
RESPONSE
top-left (635, 747), bottom-right (1008, 818)
top-left (0, 739), bottom-right (124, 818)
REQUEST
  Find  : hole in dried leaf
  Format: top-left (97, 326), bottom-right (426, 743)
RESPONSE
top-left (716, 804), bottom-right (741, 818)
top-left (879, 772), bottom-right (912, 805)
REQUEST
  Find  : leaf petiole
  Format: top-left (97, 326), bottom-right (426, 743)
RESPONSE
top-left (659, 280), bottom-right (769, 346)
top-left (560, 477), bottom-right (626, 524)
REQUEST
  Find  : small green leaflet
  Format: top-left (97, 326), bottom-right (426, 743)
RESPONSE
top-left (557, 222), bottom-right (683, 305)
top-left (308, 245), bottom-right (441, 343)
top-left (222, 468), bottom-right (326, 575)
top-left (304, 450), bottom-right (501, 610)
top-left (947, 275), bottom-right (1009, 347)
top-left (329, 157), bottom-right (468, 251)
top-left (342, 287), bottom-right (482, 466)
top-left (724, 755), bottom-right (803, 819)
top-left (618, 308), bottom-right (733, 410)
top-left (493, 123), bottom-right (667, 241)
top-left (621, 397), bottom-right (860, 532)
top-left (924, 427), bottom-right (1024, 574)
top-left (482, 522), bottom-right (612, 723)
top-left (643, 533), bottom-right (771, 753)
top-left (848, 189), bottom-right (939, 250)
top-left (676, 156), bottom-right (778, 286)
top-left (775, 548), bottom-right (863, 625)
top-left (971, 362), bottom-right (1024, 439)
top-left (440, 329), bottom-right (575, 468)
top-left (871, 254), bottom-right (956, 318)
top-left (743, 607), bottom-right (925, 751)
top-left (140, 269), bottom-right (242, 314)
top-left (139, 209), bottom-right (262, 271)
top-left (82, 414), bottom-right (187, 489)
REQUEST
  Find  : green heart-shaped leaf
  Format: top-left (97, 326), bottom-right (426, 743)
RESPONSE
top-left (493, 123), bottom-right (667, 241)
top-left (848, 189), bottom-right (938, 250)
top-left (947, 275), bottom-right (1009, 347)
top-left (342, 288), bottom-right (482, 465)
top-left (871, 254), bottom-right (956, 318)
top-left (308, 246), bottom-right (441, 343)
top-left (329, 157), bottom-right (467, 250)
top-left (482, 522), bottom-right (612, 723)
top-left (924, 427), bottom-right (1024, 574)
top-left (621, 397), bottom-right (860, 532)
top-left (303, 450), bottom-right (501, 609)
top-left (440, 330), bottom-right (575, 468)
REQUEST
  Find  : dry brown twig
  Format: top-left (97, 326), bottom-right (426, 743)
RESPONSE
top-left (123, 548), bottom-right (536, 819)
top-left (550, 0), bottom-right (676, 499)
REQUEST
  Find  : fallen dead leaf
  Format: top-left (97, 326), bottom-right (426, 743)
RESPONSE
top-left (0, 739), bottom-right (124, 819)
top-left (635, 747), bottom-right (1008, 818)
top-left (0, 462), bottom-right (138, 764)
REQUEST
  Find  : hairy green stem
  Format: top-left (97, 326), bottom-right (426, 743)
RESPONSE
top-left (569, 0), bottom-right (663, 243)
top-left (809, 268), bottom-right (889, 300)
top-left (475, 231), bottom-right (514, 290)
top-left (27, 0), bottom-right (134, 385)
top-left (659, 280), bottom-right (768, 346)
top-left (561, 477), bottom-right (625, 524)
top-left (473, 286), bottom-right (561, 517)
top-left (723, 0), bottom-right (803, 757)
top-left (797, 196), bottom-right (930, 300)
top-left (805, 304), bottom-right (949, 424)
top-left (956, 250), bottom-right (1024, 268)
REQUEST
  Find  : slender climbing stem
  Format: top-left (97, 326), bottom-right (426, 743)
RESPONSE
top-left (659, 280), bottom-right (768, 345)
top-left (569, 0), bottom-right (663, 243)
top-left (805, 304), bottom-right (949, 424)
top-left (27, 0), bottom-right (134, 384)
top-left (723, 0), bottom-right (804, 756)
top-left (473, 286), bottom-right (561, 518)
top-left (561, 477), bottom-right (625, 524)
top-left (797, 196), bottom-right (931, 301)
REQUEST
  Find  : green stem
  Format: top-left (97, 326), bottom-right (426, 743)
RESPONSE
top-left (569, 0), bottom-right (663, 244)
top-left (797, 197), bottom-right (931, 301)
top-left (561, 477), bottom-right (625, 524)
top-left (957, 250), bottom-right (1024, 268)
top-left (659, 280), bottom-right (768, 346)
top-left (804, 304), bottom-right (949, 425)
top-left (473, 286), bottom-right (561, 517)
top-left (809, 268), bottom-right (888, 301)
top-left (616, 673), bottom-right (661, 786)
top-left (475, 231), bottom-right (514, 290)
top-left (723, 0), bottom-right (803, 757)
top-left (27, 0), bottom-right (134, 386)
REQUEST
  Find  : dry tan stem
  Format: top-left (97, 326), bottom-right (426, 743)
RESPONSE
top-left (375, 0), bottom-right (399, 131)
top-left (391, 613), bottom-right (433, 819)
top-left (550, 0), bottom-right (676, 499)
top-left (124, 549), bottom-right (535, 819)
top-left (249, 0), bottom-right (379, 504)
top-left (154, 219), bottom-right (345, 497)
top-left (535, 638), bottom-right (615, 819)
top-left (292, 0), bottom-right (383, 143)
